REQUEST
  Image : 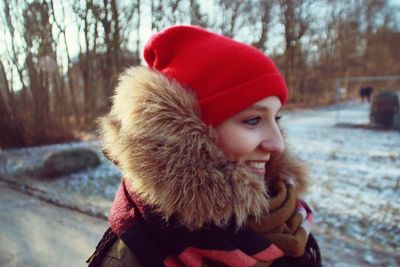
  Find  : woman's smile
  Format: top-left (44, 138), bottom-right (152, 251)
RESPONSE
top-left (245, 161), bottom-right (267, 177)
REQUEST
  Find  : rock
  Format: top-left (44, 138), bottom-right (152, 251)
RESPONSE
top-left (393, 112), bottom-right (400, 130)
top-left (42, 148), bottom-right (100, 178)
top-left (369, 91), bottom-right (400, 127)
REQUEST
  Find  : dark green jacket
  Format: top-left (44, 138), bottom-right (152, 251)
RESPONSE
top-left (99, 238), bottom-right (141, 267)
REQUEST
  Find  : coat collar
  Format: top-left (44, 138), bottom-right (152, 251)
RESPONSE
top-left (99, 67), bottom-right (308, 230)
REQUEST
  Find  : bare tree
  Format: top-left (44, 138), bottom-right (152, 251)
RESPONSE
top-left (211, 0), bottom-right (256, 38)
top-left (100, 0), bottom-right (137, 105)
top-left (133, 0), bottom-right (142, 63)
top-left (71, 0), bottom-right (138, 123)
top-left (0, 59), bottom-right (25, 147)
top-left (2, 0), bottom-right (29, 98)
top-left (49, 0), bottom-right (80, 125)
top-left (364, 0), bottom-right (387, 36)
top-left (0, 60), bottom-right (12, 122)
top-left (23, 1), bottom-right (58, 138)
top-left (251, 0), bottom-right (274, 51)
top-left (151, 0), bottom-right (184, 31)
top-left (190, 0), bottom-right (208, 27)
top-left (72, 0), bottom-right (101, 124)
top-left (278, 0), bottom-right (313, 101)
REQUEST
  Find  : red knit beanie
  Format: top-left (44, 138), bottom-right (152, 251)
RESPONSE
top-left (144, 25), bottom-right (288, 126)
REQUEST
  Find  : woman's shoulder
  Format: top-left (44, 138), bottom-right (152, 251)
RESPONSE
top-left (99, 238), bottom-right (142, 267)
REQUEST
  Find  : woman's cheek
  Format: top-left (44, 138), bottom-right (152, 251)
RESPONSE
top-left (219, 132), bottom-right (244, 160)
top-left (230, 136), bottom-right (256, 163)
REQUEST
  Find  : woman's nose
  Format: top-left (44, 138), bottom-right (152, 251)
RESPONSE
top-left (260, 124), bottom-right (285, 153)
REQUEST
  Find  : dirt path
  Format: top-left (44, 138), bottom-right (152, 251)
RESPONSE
top-left (0, 183), bottom-right (108, 267)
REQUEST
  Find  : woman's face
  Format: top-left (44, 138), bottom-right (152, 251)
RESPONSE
top-left (214, 96), bottom-right (285, 178)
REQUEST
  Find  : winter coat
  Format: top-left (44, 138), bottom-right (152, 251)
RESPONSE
top-left (88, 67), bottom-right (321, 267)
top-left (96, 234), bottom-right (321, 267)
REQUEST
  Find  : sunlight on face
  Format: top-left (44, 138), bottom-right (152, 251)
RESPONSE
top-left (214, 96), bottom-right (285, 178)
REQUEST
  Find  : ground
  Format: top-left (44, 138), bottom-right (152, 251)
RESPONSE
top-left (0, 102), bottom-right (399, 266)
top-left (0, 183), bottom-right (107, 267)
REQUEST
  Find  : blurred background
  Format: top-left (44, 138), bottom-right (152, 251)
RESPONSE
top-left (1, 0), bottom-right (400, 147)
top-left (0, 0), bottom-right (399, 266)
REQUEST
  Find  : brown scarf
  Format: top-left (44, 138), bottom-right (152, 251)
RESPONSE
top-left (247, 180), bottom-right (313, 265)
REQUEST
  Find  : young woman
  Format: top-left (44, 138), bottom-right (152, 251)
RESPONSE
top-left (88, 25), bottom-right (322, 267)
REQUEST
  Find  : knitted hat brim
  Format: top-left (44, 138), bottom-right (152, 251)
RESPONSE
top-left (199, 73), bottom-right (288, 125)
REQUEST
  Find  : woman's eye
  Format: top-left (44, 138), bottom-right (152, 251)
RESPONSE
top-left (243, 117), bottom-right (261, 126)
top-left (275, 114), bottom-right (282, 122)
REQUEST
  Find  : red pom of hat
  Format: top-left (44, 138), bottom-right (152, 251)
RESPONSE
top-left (144, 25), bottom-right (288, 126)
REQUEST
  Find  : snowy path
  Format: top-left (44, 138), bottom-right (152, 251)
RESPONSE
top-left (0, 182), bottom-right (107, 267)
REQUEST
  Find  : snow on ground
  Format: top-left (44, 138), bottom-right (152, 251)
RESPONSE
top-left (0, 102), bottom-right (399, 266)
top-left (282, 102), bottom-right (400, 264)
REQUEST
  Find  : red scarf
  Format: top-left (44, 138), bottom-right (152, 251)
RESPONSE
top-left (104, 179), bottom-right (318, 267)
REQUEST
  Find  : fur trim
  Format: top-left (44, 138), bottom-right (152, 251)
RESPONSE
top-left (265, 150), bottom-right (309, 195)
top-left (99, 66), bottom-right (307, 230)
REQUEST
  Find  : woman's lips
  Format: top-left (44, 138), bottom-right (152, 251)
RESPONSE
top-left (245, 161), bottom-right (266, 177)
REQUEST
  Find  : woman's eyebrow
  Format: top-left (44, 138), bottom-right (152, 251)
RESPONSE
top-left (248, 105), bottom-right (268, 112)
top-left (246, 105), bottom-right (280, 112)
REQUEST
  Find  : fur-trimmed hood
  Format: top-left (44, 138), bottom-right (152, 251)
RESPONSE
top-left (99, 67), bottom-right (308, 230)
